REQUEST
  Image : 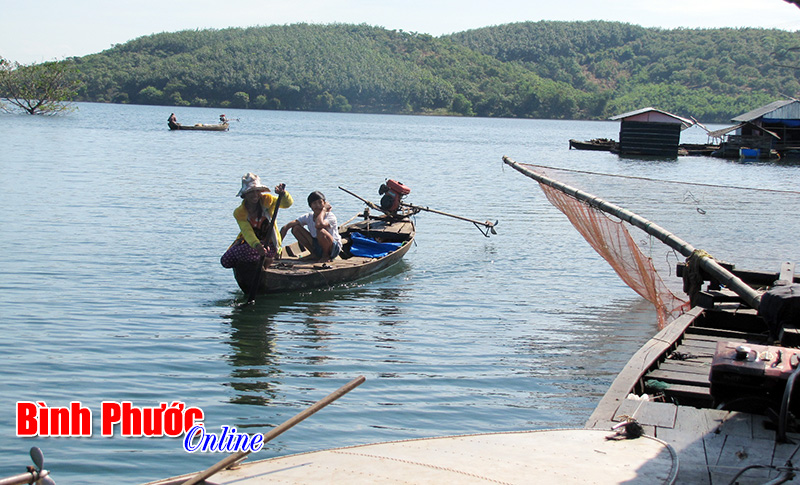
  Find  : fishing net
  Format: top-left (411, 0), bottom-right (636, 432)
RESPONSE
top-left (531, 168), bottom-right (691, 329)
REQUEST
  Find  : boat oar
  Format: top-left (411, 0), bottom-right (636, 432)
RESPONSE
top-left (400, 202), bottom-right (498, 237)
top-left (180, 375), bottom-right (366, 485)
top-left (246, 190), bottom-right (285, 303)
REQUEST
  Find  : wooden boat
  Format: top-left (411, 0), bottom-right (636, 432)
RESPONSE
top-left (168, 122), bottom-right (229, 131)
top-left (569, 138), bottom-right (617, 151)
top-left (233, 211), bottom-right (415, 294)
top-left (570, 138), bottom-right (723, 157)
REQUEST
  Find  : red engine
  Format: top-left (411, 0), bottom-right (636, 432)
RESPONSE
top-left (378, 179), bottom-right (411, 213)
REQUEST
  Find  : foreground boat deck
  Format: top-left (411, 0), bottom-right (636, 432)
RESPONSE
top-left (592, 402), bottom-right (800, 484)
top-left (587, 304), bottom-right (800, 484)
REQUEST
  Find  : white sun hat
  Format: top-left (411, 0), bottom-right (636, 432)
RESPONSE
top-left (236, 173), bottom-right (270, 197)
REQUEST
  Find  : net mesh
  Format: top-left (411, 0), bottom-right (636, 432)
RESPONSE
top-left (535, 174), bottom-right (691, 329)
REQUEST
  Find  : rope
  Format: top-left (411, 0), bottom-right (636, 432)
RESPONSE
top-left (683, 249), bottom-right (713, 307)
top-left (519, 162), bottom-right (800, 195)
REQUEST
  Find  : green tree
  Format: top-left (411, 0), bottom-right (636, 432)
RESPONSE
top-left (332, 94), bottom-right (352, 112)
top-left (168, 91), bottom-right (190, 106)
top-left (137, 86), bottom-right (164, 104)
top-left (451, 93), bottom-right (474, 116)
top-left (233, 91), bottom-right (249, 108)
top-left (0, 57), bottom-right (82, 115)
top-left (253, 94), bottom-right (269, 109)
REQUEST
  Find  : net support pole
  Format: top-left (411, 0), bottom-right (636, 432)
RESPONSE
top-left (503, 156), bottom-right (762, 310)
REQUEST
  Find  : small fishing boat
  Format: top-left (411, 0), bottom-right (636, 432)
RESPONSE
top-left (232, 180), bottom-right (496, 298)
top-left (168, 122), bottom-right (229, 131)
top-left (569, 138), bottom-right (722, 157)
top-left (569, 138), bottom-right (618, 151)
top-left (233, 210), bottom-right (416, 295)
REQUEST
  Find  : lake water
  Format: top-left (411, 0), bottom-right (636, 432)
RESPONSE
top-left (1, 103), bottom-right (799, 484)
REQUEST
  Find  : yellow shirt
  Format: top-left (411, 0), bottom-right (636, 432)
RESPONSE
top-left (233, 191), bottom-right (294, 251)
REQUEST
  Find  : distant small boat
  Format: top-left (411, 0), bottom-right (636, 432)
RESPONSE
top-left (569, 138), bottom-right (617, 151)
top-left (678, 143), bottom-right (720, 156)
top-left (168, 122), bottom-right (229, 131)
top-left (233, 211), bottom-right (415, 294)
top-left (570, 138), bottom-right (722, 157)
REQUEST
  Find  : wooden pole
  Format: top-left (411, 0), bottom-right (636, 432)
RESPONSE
top-left (338, 186), bottom-right (386, 214)
top-left (502, 156), bottom-right (762, 310)
top-left (246, 191), bottom-right (285, 302)
top-left (400, 202), bottom-right (497, 231)
top-left (181, 376), bottom-right (366, 485)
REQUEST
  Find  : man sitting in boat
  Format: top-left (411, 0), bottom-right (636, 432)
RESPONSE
top-left (280, 191), bottom-right (342, 263)
top-left (168, 113), bottom-right (180, 130)
top-left (219, 114), bottom-right (228, 123)
top-left (221, 173), bottom-right (293, 270)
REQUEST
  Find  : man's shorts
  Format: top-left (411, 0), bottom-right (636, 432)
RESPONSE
top-left (311, 237), bottom-right (342, 259)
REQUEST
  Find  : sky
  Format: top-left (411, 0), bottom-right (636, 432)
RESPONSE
top-left (2, 0), bottom-right (800, 64)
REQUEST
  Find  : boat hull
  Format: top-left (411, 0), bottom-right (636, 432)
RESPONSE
top-left (568, 138), bottom-right (617, 151)
top-left (169, 123), bottom-right (229, 131)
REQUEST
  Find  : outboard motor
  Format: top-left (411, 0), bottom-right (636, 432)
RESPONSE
top-left (378, 179), bottom-right (411, 213)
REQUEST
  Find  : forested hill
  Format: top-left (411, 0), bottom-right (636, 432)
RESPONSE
top-left (71, 21), bottom-right (800, 122)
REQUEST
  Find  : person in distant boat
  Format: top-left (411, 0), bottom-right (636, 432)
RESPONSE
top-left (281, 191), bottom-right (342, 263)
top-left (168, 113), bottom-right (180, 129)
top-left (219, 114), bottom-right (228, 123)
top-left (221, 173), bottom-right (294, 270)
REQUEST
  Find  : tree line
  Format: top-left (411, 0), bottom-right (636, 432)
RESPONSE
top-left (5, 21), bottom-right (800, 122)
top-left (448, 21), bottom-right (799, 121)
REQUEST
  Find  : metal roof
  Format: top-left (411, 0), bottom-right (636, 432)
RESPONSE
top-left (731, 99), bottom-right (799, 122)
top-left (706, 121), bottom-right (780, 139)
top-left (609, 107), bottom-right (694, 126)
top-left (706, 123), bottom-right (744, 138)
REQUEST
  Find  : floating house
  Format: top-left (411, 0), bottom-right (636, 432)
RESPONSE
top-left (609, 108), bottom-right (693, 157)
top-left (711, 99), bottom-right (800, 158)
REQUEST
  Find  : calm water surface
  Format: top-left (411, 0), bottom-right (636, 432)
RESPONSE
top-left (1, 103), bottom-right (799, 484)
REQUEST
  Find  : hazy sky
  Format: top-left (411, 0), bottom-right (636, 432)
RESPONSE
top-left (3, 0), bottom-right (800, 64)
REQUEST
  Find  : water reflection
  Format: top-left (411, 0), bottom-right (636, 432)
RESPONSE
top-left (223, 303), bottom-right (282, 406)
top-left (219, 261), bottom-right (412, 408)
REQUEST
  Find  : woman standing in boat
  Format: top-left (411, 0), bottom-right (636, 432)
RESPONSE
top-left (221, 173), bottom-right (293, 270)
